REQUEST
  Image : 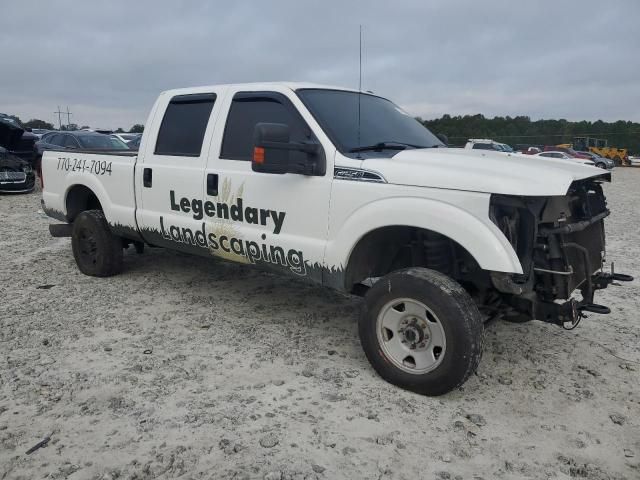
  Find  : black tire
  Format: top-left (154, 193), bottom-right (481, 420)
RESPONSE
top-left (596, 162), bottom-right (606, 169)
top-left (359, 267), bottom-right (483, 396)
top-left (71, 210), bottom-right (123, 277)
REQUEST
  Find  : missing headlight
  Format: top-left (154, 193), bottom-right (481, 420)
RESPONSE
top-left (489, 195), bottom-right (542, 276)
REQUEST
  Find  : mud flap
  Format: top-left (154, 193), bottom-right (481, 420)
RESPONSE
top-left (49, 224), bottom-right (72, 237)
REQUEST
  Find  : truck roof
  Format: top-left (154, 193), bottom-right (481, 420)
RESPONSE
top-left (160, 82), bottom-right (364, 97)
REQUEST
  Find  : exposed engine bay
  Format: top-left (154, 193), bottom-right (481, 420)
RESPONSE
top-left (489, 173), bottom-right (633, 327)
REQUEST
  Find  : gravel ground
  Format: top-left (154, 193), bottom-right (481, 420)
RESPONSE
top-left (1, 170), bottom-right (639, 480)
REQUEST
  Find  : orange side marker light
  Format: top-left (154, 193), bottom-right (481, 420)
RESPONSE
top-left (253, 147), bottom-right (265, 164)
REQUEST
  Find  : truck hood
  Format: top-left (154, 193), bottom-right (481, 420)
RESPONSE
top-left (361, 148), bottom-right (610, 196)
top-left (0, 118), bottom-right (24, 151)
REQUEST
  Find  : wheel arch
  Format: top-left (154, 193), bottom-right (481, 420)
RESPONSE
top-left (324, 197), bottom-right (523, 291)
top-left (343, 225), bottom-right (480, 292)
top-left (64, 180), bottom-right (109, 222)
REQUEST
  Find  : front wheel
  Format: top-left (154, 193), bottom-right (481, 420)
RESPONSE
top-left (71, 210), bottom-right (123, 277)
top-left (359, 268), bottom-right (483, 396)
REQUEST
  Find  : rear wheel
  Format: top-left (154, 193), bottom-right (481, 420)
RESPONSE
top-left (71, 210), bottom-right (123, 277)
top-left (596, 162), bottom-right (607, 169)
top-left (359, 268), bottom-right (483, 396)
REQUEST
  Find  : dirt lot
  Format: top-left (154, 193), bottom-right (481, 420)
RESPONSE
top-left (1, 170), bottom-right (639, 480)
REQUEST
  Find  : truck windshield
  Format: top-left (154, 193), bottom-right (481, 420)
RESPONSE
top-left (296, 89), bottom-right (444, 154)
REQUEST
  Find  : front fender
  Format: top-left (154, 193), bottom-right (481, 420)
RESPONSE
top-left (324, 196), bottom-right (523, 284)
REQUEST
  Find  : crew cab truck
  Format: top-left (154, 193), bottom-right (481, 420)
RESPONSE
top-left (41, 83), bottom-right (632, 396)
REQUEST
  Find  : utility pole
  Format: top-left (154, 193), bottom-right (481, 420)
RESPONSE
top-left (54, 106), bottom-right (64, 130)
top-left (65, 106), bottom-right (73, 128)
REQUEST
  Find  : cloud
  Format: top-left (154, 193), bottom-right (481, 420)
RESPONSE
top-left (1, 0), bottom-right (638, 128)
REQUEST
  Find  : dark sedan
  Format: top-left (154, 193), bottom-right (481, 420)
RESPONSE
top-left (35, 131), bottom-right (129, 172)
top-left (0, 146), bottom-right (36, 193)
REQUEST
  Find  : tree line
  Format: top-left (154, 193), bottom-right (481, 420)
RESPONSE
top-left (419, 114), bottom-right (640, 154)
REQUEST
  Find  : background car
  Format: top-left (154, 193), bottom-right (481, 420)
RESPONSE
top-left (535, 151), bottom-right (596, 166)
top-left (464, 139), bottom-right (513, 152)
top-left (35, 131), bottom-right (130, 174)
top-left (576, 151), bottom-right (615, 169)
top-left (543, 145), bottom-right (592, 160)
top-left (36, 131), bottom-right (129, 154)
top-left (0, 146), bottom-right (36, 193)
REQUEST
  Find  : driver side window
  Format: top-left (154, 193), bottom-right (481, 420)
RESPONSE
top-left (220, 92), bottom-right (315, 161)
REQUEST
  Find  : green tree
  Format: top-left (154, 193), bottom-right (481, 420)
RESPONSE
top-left (129, 124), bottom-right (144, 133)
top-left (23, 119), bottom-right (54, 130)
top-left (115, 127), bottom-right (125, 133)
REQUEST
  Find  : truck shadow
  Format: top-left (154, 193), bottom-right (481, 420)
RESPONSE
top-left (118, 245), bottom-right (591, 396)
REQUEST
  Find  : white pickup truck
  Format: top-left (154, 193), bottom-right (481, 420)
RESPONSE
top-left (41, 82), bottom-right (632, 395)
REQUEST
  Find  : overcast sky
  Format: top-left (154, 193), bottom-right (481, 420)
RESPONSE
top-left (1, 0), bottom-right (639, 129)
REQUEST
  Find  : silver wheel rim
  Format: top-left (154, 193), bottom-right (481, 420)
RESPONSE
top-left (376, 298), bottom-right (447, 374)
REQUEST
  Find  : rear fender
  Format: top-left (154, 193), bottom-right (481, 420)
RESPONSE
top-left (63, 176), bottom-right (112, 221)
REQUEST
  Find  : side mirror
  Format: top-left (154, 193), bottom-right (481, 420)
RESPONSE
top-left (252, 123), bottom-right (325, 176)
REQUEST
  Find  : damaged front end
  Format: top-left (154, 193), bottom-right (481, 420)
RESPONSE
top-left (489, 173), bottom-right (633, 327)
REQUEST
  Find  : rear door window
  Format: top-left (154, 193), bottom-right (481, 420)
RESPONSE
top-left (155, 93), bottom-right (216, 157)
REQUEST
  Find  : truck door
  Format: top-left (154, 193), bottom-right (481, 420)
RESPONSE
top-left (135, 89), bottom-right (225, 253)
top-left (203, 88), bottom-right (336, 284)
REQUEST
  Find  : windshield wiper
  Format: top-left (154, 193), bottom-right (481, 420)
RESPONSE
top-left (349, 141), bottom-right (422, 153)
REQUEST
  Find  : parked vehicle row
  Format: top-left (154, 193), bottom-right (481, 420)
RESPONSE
top-left (464, 138), bottom-right (615, 170)
top-left (0, 113), bottom-right (143, 186)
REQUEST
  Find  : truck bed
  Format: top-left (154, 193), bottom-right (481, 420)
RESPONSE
top-left (41, 150), bottom-right (139, 236)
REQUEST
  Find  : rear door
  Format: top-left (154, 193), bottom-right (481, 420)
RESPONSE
top-left (135, 88), bottom-right (226, 253)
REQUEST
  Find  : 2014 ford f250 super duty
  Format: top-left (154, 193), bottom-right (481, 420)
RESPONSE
top-left (41, 82), bottom-right (633, 395)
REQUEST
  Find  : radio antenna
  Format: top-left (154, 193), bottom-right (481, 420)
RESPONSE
top-left (357, 25), bottom-right (363, 157)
